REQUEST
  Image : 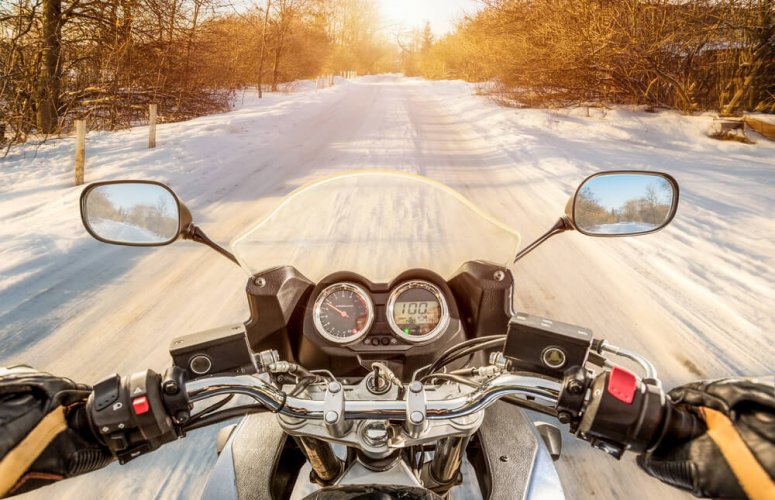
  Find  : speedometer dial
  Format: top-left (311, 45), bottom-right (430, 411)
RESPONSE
top-left (313, 283), bottom-right (374, 344)
top-left (387, 280), bottom-right (449, 343)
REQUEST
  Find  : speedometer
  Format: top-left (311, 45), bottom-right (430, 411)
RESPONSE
top-left (387, 280), bottom-right (449, 343)
top-left (313, 283), bottom-right (374, 344)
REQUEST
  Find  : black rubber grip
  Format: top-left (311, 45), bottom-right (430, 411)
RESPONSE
top-left (656, 401), bottom-right (705, 449)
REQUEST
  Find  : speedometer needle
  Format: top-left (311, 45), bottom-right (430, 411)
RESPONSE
top-left (327, 302), bottom-right (349, 318)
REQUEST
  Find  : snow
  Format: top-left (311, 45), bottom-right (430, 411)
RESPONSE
top-left (90, 219), bottom-right (166, 243)
top-left (1, 75), bottom-right (774, 500)
top-left (747, 112), bottom-right (775, 126)
top-left (588, 222), bottom-right (658, 234)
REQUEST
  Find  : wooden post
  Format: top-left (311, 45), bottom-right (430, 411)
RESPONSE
top-left (148, 103), bottom-right (157, 148)
top-left (74, 120), bottom-right (86, 186)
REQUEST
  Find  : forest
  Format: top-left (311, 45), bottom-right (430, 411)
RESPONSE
top-left (0, 0), bottom-right (394, 146)
top-left (1, 0), bottom-right (773, 148)
top-left (414, 0), bottom-right (774, 114)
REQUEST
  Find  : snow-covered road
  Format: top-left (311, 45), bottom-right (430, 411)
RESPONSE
top-left (2, 75), bottom-right (773, 499)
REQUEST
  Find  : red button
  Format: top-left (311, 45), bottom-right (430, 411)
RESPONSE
top-left (607, 366), bottom-right (638, 404)
top-left (132, 396), bottom-right (150, 415)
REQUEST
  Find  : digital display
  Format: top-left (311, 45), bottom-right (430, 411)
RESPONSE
top-left (393, 300), bottom-right (441, 336)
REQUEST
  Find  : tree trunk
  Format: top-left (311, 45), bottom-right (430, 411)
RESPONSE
top-left (36, 0), bottom-right (62, 134)
top-left (271, 29), bottom-right (286, 92)
top-left (183, 0), bottom-right (201, 92)
top-left (257, 0), bottom-right (272, 98)
top-left (271, 0), bottom-right (288, 92)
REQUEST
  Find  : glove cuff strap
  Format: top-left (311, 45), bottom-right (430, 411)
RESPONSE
top-left (703, 407), bottom-right (775, 500)
top-left (0, 406), bottom-right (67, 496)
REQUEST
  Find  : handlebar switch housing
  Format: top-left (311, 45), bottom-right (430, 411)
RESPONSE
top-left (88, 369), bottom-right (179, 464)
top-left (575, 367), bottom-right (665, 458)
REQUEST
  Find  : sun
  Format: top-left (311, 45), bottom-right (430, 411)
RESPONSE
top-left (378, 0), bottom-right (432, 31)
top-left (377, 0), bottom-right (480, 35)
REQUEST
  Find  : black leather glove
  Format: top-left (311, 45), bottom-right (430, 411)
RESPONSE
top-left (0, 366), bottom-right (113, 497)
top-left (637, 377), bottom-right (775, 499)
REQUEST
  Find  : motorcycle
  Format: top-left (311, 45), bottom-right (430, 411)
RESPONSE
top-left (76, 170), bottom-right (698, 499)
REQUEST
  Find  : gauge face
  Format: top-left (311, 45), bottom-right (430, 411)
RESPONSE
top-left (313, 283), bottom-right (374, 344)
top-left (387, 280), bottom-right (449, 343)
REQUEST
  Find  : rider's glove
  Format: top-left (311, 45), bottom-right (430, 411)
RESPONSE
top-left (0, 366), bottom-right (113, 497)
top-left (637, 377), bottom-right (775, 499)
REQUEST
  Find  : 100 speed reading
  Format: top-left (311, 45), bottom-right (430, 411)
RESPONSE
top-left (393, 301), bottom-right (438, 324)
top-left (388, 280), bottom-right (449, 342)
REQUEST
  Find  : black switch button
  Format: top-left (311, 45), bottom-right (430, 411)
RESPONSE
top-left (108, 432), bottom-right (128, 450)
top-left (93, 374), bottom-right (121, 411)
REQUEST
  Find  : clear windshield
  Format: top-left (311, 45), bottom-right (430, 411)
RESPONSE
top-left (231, 171), bottom-right (521, 282)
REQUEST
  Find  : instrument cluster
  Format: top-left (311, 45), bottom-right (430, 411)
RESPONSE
top-left (306, 272), bottom-right (457, 351)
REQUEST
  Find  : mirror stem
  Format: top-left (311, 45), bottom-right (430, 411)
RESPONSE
top-left (513, 217), bottom-right (573, 263)
top-left (183, 224), bottom-right (239, 266)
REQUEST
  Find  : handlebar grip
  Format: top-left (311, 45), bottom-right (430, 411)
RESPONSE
top-left (655, 399), bottom-right (705, 450)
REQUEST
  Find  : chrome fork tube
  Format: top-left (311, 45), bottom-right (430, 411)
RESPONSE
top-left (430, 436), bottom-right (470, 486)
top-left (294, 436), bottom-right (342, 484)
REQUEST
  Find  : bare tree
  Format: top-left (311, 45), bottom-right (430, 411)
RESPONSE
top-left (257, 0), bottom-right (271, 98)
top-left (36, 0), bottom-right (62, 133)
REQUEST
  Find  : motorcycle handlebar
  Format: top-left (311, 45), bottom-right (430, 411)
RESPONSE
top-left (184, 367), bottom-right (705, 456)
top-left (87, 365), bottom-right (705, 464)
top-left (185, 373), bottom-right (562, 421)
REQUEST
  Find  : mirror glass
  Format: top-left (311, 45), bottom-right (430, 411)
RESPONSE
top-left (573, 173), bottom-right (676, 235)
top-left (83, 183), bottom-right (180, 245)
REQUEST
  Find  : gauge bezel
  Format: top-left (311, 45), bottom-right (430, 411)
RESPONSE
top-left (386, 280), bottom-right (450, 343)
top-left (313, 282), bottom-right (375, 344)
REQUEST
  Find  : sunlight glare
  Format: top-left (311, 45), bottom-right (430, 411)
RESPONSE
top-left (377, 0), bottom-right (479, 35)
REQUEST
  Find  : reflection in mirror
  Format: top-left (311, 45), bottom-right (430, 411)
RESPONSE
top-left (574, 174), bottom-right (676, 235)
top-left (84, 183), bottom-right (180, 245)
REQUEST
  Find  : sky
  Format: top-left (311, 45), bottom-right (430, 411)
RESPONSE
top-left (587, 174), bottom-right (673, 209)
top-left (377, 0), bottom-right (481, 35)
top-left (96, 183), bottom-right (176, 214)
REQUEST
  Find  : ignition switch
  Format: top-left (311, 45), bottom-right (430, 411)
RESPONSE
top-left (365, 362), bottom-right (400, 395)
